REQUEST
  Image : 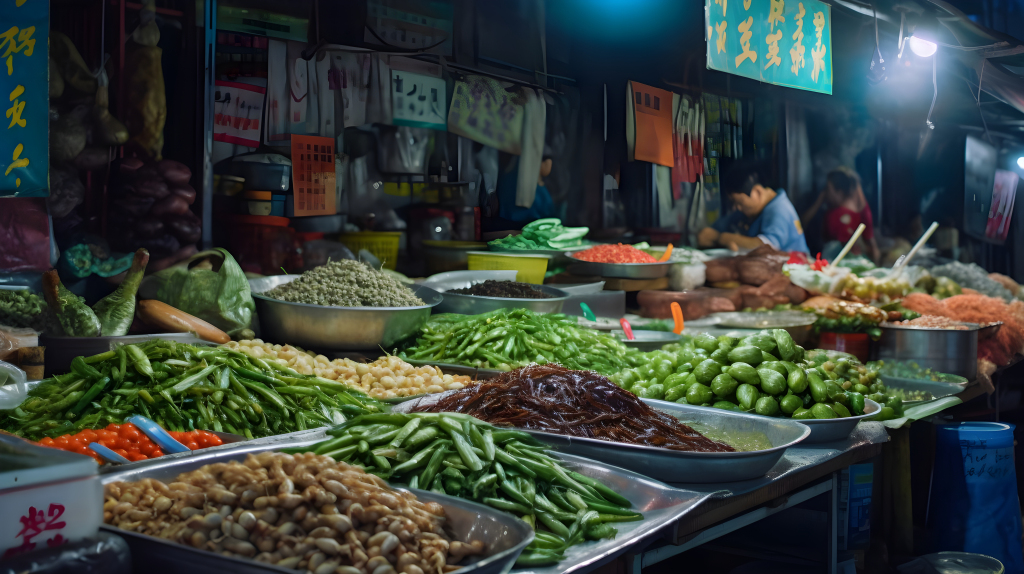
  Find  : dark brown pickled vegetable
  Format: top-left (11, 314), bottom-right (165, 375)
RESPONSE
top-left (412, 364), bottom-right (735, 453)
top-left (449, 280), bottom-right (553, 299)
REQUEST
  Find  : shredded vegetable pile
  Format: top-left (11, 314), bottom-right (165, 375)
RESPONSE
top-left (412, 365), bottom-right (734, 452)
top-left (572, 244), bottom-right (656, 264)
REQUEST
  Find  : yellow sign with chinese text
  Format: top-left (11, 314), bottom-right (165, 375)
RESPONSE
top-left (705, 0), bottom-right (832, 95)
top-left (0, 0), bottom-right (47, 196)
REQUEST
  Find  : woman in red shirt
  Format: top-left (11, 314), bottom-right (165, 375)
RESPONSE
top-left (803, 167), bottom-right (881, 262)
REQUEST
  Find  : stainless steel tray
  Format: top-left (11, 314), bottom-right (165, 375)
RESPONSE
top-left (434, 284), bottom-right (569, 315)
top-left (249, 275), bottom-right (442, 351)
top-left (565, 253), bottom-right (672, 279)
top-left (100, 442), bottom-right (535, 574)
top-left (392, 396), bottom-right (810, 483)
top-left (518, 452), bottom-right (710, 574)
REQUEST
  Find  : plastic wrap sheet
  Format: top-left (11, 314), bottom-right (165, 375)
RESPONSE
top-left (0, 532), bottom-right (131, 574)
top-left (672, 421), bottom-right (889, 498)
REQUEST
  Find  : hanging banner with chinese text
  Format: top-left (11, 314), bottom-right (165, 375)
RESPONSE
top-left (0, 0), bottom-right (48, 196)
top-left (705, 0), bottom-right (832, 95)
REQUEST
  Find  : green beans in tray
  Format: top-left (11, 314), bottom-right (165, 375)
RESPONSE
top-left (285, 412), bottom-right (642, 567)
top-left (0, 340), bottom-right (384, 441)
top-left (609, 328), bottom-right (906, 422)
top-left (398, 308), bottom-right (638, 374)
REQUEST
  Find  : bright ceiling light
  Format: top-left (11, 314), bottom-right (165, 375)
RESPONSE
top-left (1017, 156), bottom-right (1024, 169)
top-left (909, 35), bottom-right (937, 57)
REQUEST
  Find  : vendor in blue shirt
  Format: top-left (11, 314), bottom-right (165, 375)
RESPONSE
top-left (497, 156), bottom-right (555, 222)
top-left (698, 163), bottom-right (809, 254)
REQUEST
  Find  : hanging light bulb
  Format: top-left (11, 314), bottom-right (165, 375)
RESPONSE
top-left (909, 35), bottom-right (938, 57)
top-left (1016, 157), bottom-right (1024, 169)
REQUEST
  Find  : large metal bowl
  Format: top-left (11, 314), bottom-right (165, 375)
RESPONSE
top-left (100, 442), bottom-right (534, 574)
top-left (249, 275), bottom-right (441, 351)
top-left (875, 323), bottom-right (979, 380)
top-left (435, 283), bottom-right (569, 315)
top-left (565, 252), bottom-right (672, 279)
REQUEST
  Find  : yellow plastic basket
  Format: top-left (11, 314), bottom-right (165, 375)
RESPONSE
top-left (467, 252), bottom-right (549, 284)
top-left (338, 232), bottom-right (402, 270)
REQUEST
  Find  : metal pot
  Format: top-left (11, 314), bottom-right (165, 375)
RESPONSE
top-left (875, 324), bottom-right (980, 380)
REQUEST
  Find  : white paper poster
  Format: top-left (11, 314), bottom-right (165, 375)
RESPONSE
top-left (391, 70), bottom-right (446, 130)
top-left (213, 81), bottom-right (265, 148)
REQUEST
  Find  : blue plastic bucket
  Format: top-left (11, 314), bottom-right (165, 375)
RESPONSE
top-left (928, 422), bottom-right (1023, 574)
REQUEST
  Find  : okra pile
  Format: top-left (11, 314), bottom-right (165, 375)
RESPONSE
top-left (287, 413), bottom-right (643, 566)
top-left (610, 329), bottom-right (905, 421)
top-left (0, 340), bottom-right (383, 441)
top-left (398, 308), bottom-right (638, 374)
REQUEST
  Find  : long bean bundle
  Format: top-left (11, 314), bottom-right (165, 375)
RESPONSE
top-left (0, 340), bottom-right (383, 441)
top-left (398, 308), bottom-right (638, 374)
top-left (287, 412), bottom-right (642, 566)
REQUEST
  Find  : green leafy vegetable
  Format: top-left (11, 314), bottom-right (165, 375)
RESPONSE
top-left (42, 270), bottom-right (101, 337)
top-left (93, 248), bottom-right (150, 336)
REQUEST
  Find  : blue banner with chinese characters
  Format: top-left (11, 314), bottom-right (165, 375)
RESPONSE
top-left (0, 0), bottom-right (47, 197)
top-left (706, 0), bottom-right (832, 95)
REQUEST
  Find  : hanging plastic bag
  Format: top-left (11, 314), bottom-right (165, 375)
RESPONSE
top-left (138, 248), bottom-right (255, 338)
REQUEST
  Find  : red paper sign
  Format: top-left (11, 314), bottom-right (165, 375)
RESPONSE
top-left (290, 135), bottom-right (337, 216)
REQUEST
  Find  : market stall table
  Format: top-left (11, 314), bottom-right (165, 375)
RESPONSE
top-left (602, 422), bottom-right (889, 574)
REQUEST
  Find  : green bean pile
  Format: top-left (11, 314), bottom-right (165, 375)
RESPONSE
top-left (0, 340), bottom-right (383, 441)
top-left (398, 308), bottom-right (638, 374)
top-left (287, 412), bottom-right (642, 566)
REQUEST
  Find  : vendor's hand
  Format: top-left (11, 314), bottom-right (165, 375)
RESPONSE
top-left (698, 227), bottom-right (720, 248)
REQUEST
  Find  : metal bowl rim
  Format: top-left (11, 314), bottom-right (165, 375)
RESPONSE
top-left (610, 330), bottom-right (683, 343)
top-left (879, 322), bottom-right (982, 332)
top-left (796, 398), bottom-right (881, 425)
top-left (250, 276), bottom-right (442, 311)
top-left (435, 283), bottom-right (570, 302)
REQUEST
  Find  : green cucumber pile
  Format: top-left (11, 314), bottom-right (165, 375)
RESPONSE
top-left (0, 340), bottom-right (383, 441)
top-left (287, 412), bottom-right (641, 567)
top-left (398, 308), bottom-right (638, 374)
top-left (609, 329), bottom-right (905, 421)
top-left (488, 218), bottom-right (589, 251)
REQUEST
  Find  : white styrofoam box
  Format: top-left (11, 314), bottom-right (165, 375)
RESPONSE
top-left (0, 436), bottom-right (102, 559)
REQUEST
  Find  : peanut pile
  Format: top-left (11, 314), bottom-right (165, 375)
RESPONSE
top-left (223, 340), bottom-right (473, 399)
top-left (104, 452), bottom-right (484, 573)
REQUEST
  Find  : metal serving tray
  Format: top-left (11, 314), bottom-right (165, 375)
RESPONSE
top-left (100, 442), bottom-right (535, 574)
top-left (249, 275), bottom-right (442, 351)
top-left (392, 396), bottom-right (810, 483)
top-left (519, 452), bottom-right (710, 574)
top-left (565, 253), bottom-right (672, 279)
top-left (434, 284), bottom-right (569, 315)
